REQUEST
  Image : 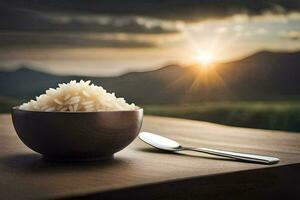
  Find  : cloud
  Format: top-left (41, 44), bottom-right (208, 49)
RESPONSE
top-left (0, 7), bottom-right (182, 48)
top-left (1, 0), bottom-right (299, 22)
top-left (215, 27), bottom-right (228, 34)
top-left (256, 28), bottom-right (268, 35)
top-left (280, 30), bottom-right (300, 40)
top-left (0, 8), bottom-right (181, 34)
top-left (0, 32), bottom-right (157, 48)
top-left (233, 25), bottom-right (244, 32)
top-left (0, 0), bottom-right (299, 49)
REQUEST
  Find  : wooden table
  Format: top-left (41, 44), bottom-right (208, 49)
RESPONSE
top-left (0, 114), bottom-right (299, 200)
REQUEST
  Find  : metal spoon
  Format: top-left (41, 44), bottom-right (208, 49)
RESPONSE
top-left (139, 132), bottom-right (280, 164)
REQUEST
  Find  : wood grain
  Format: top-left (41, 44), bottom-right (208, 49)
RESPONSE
top-left (0, 114), bottom-right (299, 200)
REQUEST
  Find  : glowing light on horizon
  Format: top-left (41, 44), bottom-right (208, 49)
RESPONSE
top-left (196, 52), bottom-right (215, 66)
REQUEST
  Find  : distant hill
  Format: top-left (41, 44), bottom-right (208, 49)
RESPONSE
top-left (0, 50), bottom-right (300, 104)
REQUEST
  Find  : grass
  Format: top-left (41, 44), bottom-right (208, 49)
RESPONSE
top-left (0, 96), bottom-right (23, 113)
top-left (143, 101), bottom-right (300, 133)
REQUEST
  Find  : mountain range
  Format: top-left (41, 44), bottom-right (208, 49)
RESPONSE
top-left (1, 50), bottom-right (300, 104)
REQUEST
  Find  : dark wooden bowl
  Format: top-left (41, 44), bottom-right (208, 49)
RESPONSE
top-left (11, 107), bottom-right (143, 161)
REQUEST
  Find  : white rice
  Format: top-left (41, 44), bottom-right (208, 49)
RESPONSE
top-left (19, 80), bottom-right (138, 112)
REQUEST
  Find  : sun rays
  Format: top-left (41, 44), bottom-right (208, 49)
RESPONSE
top-left (196, 52), bottom-right (215, 67)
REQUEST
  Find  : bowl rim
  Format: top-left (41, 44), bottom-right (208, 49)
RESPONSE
top-left (12, 106), bottom-right (143, 114)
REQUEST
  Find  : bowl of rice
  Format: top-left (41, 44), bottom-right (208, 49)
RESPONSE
top-left (11, 80), bottom-right (143, 161)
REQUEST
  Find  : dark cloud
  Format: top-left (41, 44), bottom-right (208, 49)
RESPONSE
top-left (0, 8), bottom-right (180, 34)
top-left (0, 32), bottom-right (156, 48)
top-left (1, 0), bottom-right (299, 22)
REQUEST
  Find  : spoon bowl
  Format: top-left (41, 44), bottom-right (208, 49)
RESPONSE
top-left (138, 132), bottom-right (182, 151)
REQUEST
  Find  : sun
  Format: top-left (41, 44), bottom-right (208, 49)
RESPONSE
top-left (196, 52), bottom-right (215, 66)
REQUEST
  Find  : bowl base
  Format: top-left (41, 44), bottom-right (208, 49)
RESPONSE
top-left (42, 155), bottom-right (114, 162)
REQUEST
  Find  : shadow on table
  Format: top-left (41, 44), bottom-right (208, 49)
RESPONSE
top-left (66, 163), bottom-right (300, 200)
top-left (0, 153), bottom-right (128, 174)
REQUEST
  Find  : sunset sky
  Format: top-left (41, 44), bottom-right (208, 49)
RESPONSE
top-left (0, 0), bottom-right (299, 76)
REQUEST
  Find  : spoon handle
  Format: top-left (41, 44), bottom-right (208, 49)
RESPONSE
top-left (185, 147), bottom-right (279, 164)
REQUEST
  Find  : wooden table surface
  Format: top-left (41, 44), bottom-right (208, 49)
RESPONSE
top-left (0, 114), bottom-right (299, 200)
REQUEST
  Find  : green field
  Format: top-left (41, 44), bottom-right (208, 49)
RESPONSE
top-left (0, 96), bottom-right (23, 113)
top-left (1, 98), bottom-right (300, 132)
top-left (143, 102), bottom-right (300, 133)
